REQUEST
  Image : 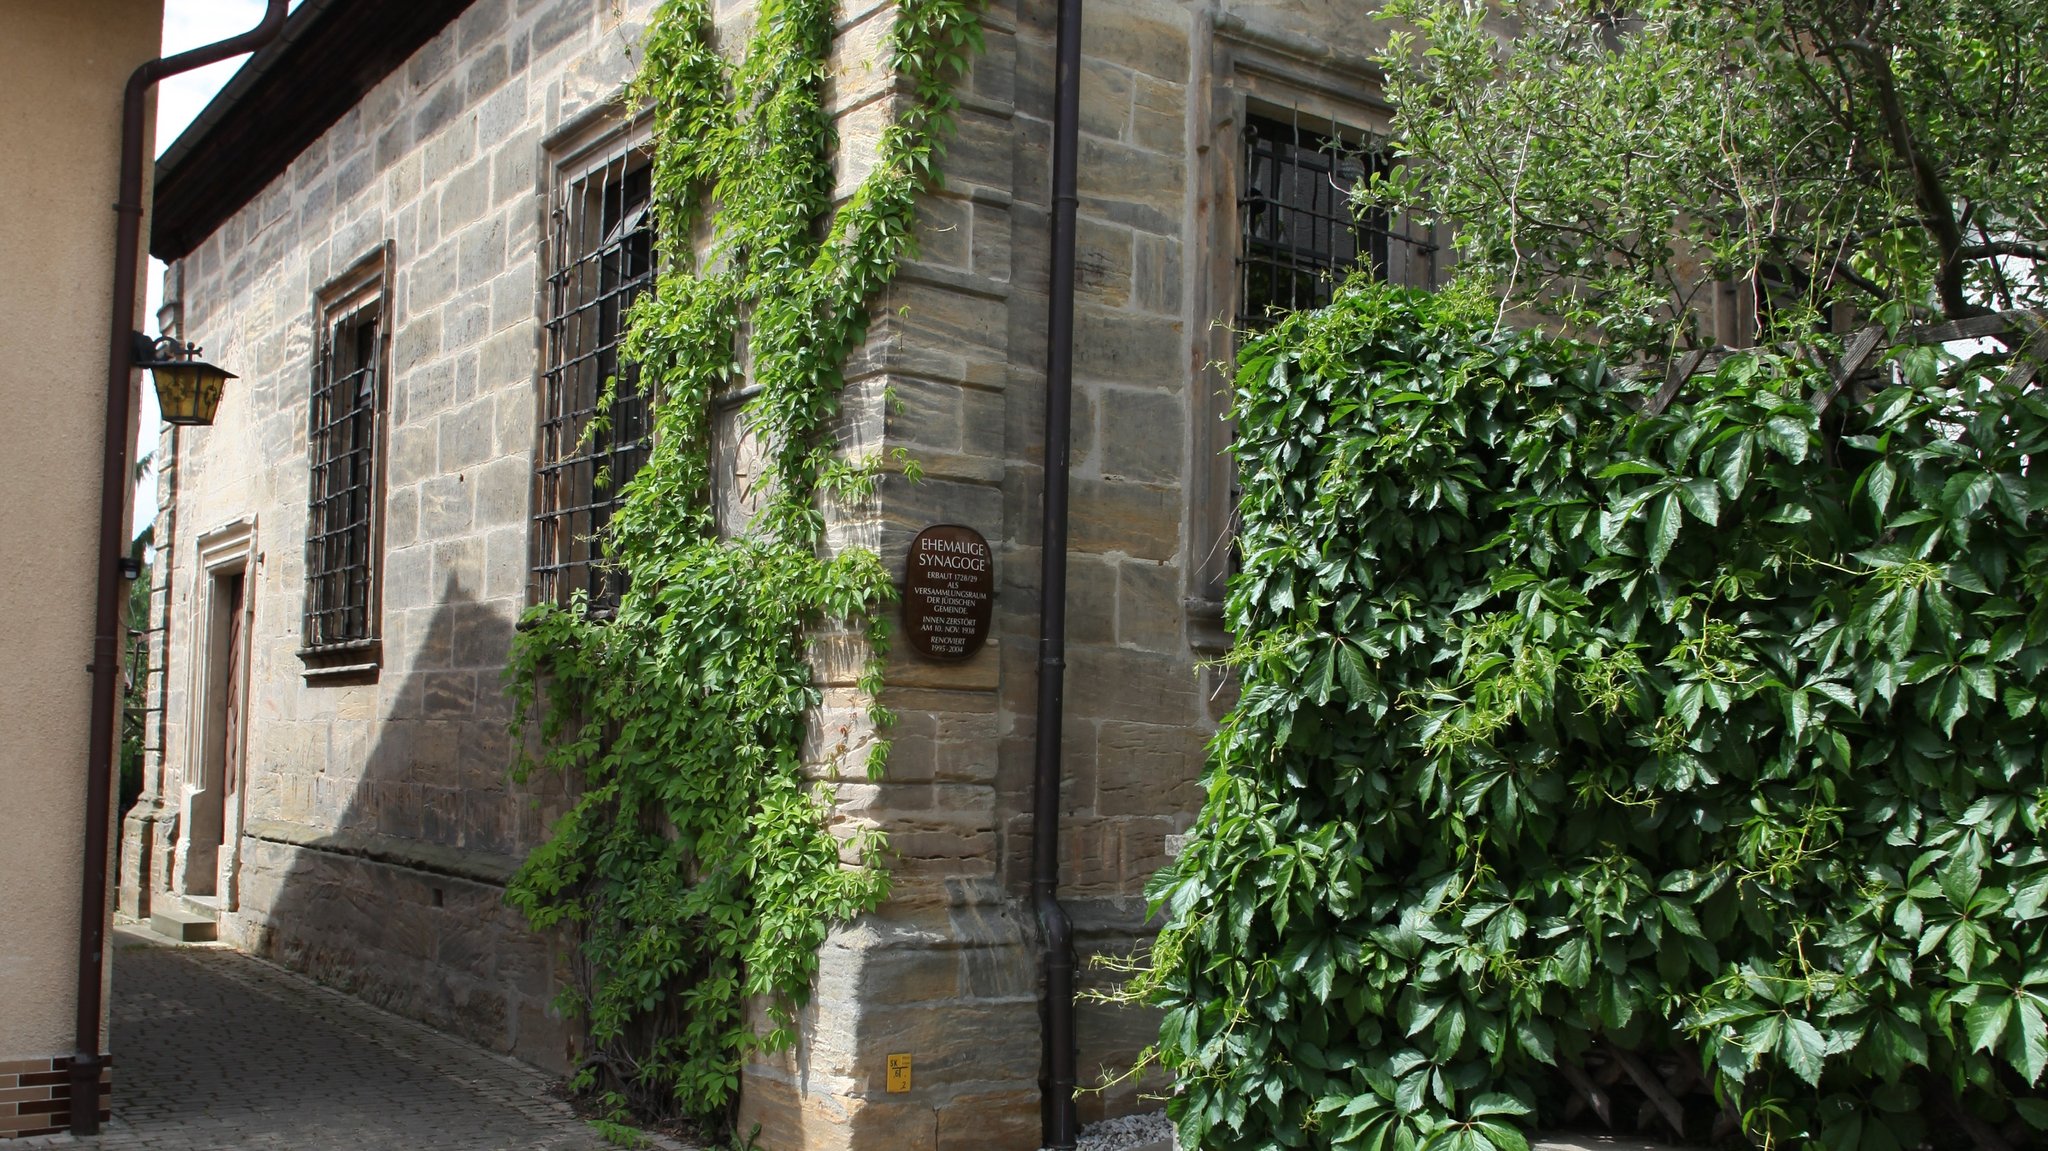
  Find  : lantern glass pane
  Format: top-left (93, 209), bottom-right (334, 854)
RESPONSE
top-left (153, 364), bottom-right (228, 426)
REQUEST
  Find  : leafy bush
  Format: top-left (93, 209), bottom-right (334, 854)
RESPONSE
top-left (1142, 282), bottom-right (2048, 1149)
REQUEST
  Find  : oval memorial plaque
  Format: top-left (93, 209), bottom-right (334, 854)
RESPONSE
top-left (903, 524), bottom-right (994, 660)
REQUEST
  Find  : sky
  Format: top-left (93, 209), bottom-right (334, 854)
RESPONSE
top-left (138, 0), bottom-right (304, 532)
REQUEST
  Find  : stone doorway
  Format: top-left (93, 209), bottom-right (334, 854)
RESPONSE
top-left (155, 519), bottom-right (258, 941)
top-left (180, 566), bottom-right (244, 901)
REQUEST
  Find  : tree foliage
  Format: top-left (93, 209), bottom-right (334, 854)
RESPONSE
top-left (1141, 282), bottom-right (2048, 1149)
top-left (502, 0), bottom-right (981, 1126)
top-left (1367, 0), bottom-right (2048, 353)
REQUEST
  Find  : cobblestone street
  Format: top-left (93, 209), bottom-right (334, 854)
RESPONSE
top-left (18, 928), bottom-right (686, 1151)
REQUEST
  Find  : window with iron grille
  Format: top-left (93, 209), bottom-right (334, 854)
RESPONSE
top-left (532, 144), bottom-right (656, 613)
top-left (303, 292), bottom-right (384, 652)
top-left (1187, 112), bottom-right (1443, 629)
top-left (1236, 113), bottom-right (1427, 328)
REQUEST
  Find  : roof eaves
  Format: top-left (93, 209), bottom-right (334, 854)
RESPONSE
top-left (149, 0), bottom-right (472, 261)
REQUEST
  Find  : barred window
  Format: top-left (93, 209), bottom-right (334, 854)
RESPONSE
top-left (1237, 113), bottom-right (1431, 327)
top-left (533, 146), bottom-right (656, 613)
top-left (304, 292), bottom-right (384, 652)
top-left (1189, 111), bottom-right (1443, 633)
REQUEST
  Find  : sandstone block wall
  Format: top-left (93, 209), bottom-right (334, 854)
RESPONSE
top-left (752, 2), bottom-right (1409, 1146)
top-left (138, 0), bottom-right (1402, 1145)
top-left (136, 0), bottom-right (666, 1071)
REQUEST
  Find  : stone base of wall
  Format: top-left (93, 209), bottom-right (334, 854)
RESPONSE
top-left (739, 880), bottom-right (1045, 1151)
top-left (116, 801), bottom-right (166, 921)
top-left (225, 835), bottom-right (571, 1072)
top-left (0, 1055), bottom-right (110, 1140)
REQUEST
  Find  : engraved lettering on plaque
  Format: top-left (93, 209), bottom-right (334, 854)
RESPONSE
top-left (903, 524), bottom-right (994, 660)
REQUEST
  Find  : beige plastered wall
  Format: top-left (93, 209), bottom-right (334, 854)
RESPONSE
top-left (0, 0), bottom-right (163, 1071)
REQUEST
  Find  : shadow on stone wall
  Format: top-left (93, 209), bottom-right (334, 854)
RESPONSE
top-left (239, 575), bottom-right (573, 1071)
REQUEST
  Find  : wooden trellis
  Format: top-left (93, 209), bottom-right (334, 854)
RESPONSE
top-left (1632, 307), bottom-right (2048, 419)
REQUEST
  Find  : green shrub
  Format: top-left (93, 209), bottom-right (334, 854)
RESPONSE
top-left (1143, 282), bottom-right (2048, 1149)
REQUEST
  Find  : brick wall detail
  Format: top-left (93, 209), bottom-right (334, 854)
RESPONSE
top-left (0, 1055), bottom-right (110, 1140)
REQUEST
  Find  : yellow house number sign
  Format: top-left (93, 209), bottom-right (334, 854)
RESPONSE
top-left (886, 1053), bottom-right (912, 1093)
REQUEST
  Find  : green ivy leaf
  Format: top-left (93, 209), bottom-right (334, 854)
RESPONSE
top-left (1718, 437), bottom-right (1753, 499)
top-left (1966, 993), bottom-right (2014, 1055)
top-left (2011, 998), bottom-right (2048, 1085)
top-left (1676, 476), bottom-right (1722, 525)
top-left (1865, 459), bottom-right (1896, 517)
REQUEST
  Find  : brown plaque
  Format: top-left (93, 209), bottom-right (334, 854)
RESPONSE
top-left (903, 524), bottom-right (994, 660)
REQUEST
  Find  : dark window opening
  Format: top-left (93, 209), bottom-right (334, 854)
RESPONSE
top-left (1236, 113), bottom-right (1436, 329)
top-left (533, 148), bottom-right (655, 614)
top-left (1223, 115), bottom-right (1437, 581)
top-left (304, 299), bottom-right (382, 650)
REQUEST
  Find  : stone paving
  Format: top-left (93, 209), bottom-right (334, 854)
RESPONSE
top-left (15, 927), bottom-right (693, 1151)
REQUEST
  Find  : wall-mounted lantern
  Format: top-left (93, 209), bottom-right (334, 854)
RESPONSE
top-left (132, 333), bottom-right (236, 426)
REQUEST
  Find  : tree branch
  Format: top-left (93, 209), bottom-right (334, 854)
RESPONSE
top-left (1957, 239), bottom-right (2048, 263)
top-left (1829, 36), bottom-right (1984, 320)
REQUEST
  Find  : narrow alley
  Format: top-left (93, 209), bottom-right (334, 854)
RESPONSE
top-left (17, 929), bottom-right (689, 1151)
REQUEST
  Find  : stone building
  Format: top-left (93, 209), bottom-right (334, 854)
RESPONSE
top-left (1, 0), bottom-right (166, 1139)
top-left (125, 0), bottom-right (1436, 1146)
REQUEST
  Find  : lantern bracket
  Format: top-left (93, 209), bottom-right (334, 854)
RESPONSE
top-left (131, 331), bottom-right (197, 368)
top-left (130, 330), bottom-right (236, 427)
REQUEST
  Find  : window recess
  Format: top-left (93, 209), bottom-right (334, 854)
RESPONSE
top-left (1235, 112), bottom-right (1436, 328)
top-left (302, 282), bottom-right (386, 664)
top-left (531, 143), bottom-right (656, 615)
top-left (1189, 99), bottom-right (1444, 649)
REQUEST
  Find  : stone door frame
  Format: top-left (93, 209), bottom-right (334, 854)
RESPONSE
top-left (176, 517), bottom-right (258, 912)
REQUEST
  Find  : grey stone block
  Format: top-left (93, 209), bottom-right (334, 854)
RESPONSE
top-left (465, 44), bottom-right (509, 103)
top-left (438, 397), bottom-right (497, 473)
top-left (529, 0), bottom-right (588, 57)
top-left (456, 0), bottom-right (510, 53)
top-left (420, 472), bottom-right (474, 537)
top-left (441, 160), bottom-right (492, 233)
top-left (1095, 387), bottom-right (1185, 485)
top-left (457, 216), bottom-right (506, 286)
top-left (472, 454), bottom-right (530, 527)
top-left (150, 907), bottom-right (217, 943)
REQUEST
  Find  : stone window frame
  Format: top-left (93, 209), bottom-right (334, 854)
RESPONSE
top-left (530, 105), bottom-right (658, 616)
top-left (1185, 19), bottom-right (1442, 651)
top-left (299, 244), bottom-right (393, 682)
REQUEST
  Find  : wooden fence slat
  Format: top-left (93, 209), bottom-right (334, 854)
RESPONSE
top-left (1811, 324), bottom-right (1887, 415)
top-left (1629, 308), bottom-right (2047, 418)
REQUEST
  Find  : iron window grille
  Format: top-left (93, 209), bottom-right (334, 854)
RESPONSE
top-left (1215, 114), bottom-right (1440, 583)
top-left (533, 146), bottom-right (656, 614)
top-left (304, 299), bottom-right (384, 650)
top-left (1236, 113), bottom-right (1438, 329)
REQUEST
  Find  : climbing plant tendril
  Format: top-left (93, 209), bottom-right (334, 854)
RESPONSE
top-left (503, 0), bottom-right (982, 1124)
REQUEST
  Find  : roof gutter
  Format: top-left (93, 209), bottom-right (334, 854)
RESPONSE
top-left (1032, 0), bottom-right (1085, 1145)
top-left (73, 3), bottom-right (290, 1134)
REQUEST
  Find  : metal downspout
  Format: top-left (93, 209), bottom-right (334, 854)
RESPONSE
top-left (1033, 0), bottom-right (1085, 1145)
top-left (74, 3), bottom-right (290, 1134)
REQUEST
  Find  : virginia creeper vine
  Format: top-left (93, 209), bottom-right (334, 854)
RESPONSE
top-left (1143, 283), bottom-right (2048, 1150)
top-left (503, 0), bottom-right (983, 1124)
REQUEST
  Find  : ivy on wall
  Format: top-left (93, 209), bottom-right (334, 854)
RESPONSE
top-left (1139, 281), bottom-right (2048, 1149)
top-left (503, 0), bottom-right (982, 1125)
